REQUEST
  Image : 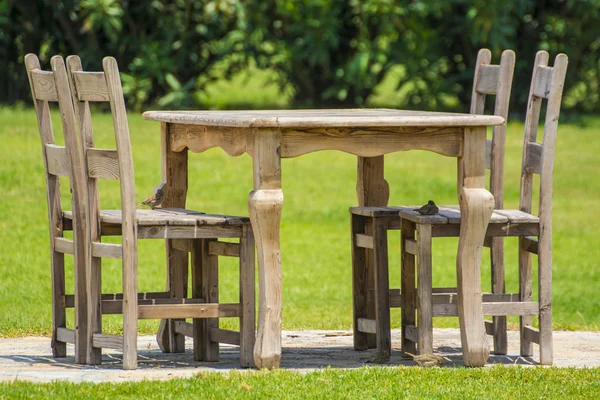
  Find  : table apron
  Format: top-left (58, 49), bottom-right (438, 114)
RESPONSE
top-left (167, 124), bottom-right (466, 158)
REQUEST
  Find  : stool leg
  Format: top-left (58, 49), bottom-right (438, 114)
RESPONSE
top-left (372, 217), bottom-right (391, 361)
top-left (365, 222), bottom-right (377, 350)
top-left (519, 237), bottom-right (533, 357)
top-left (416, 224), bottom-right (433, 355)
top-left (239, 226), bottom-right (256, 368)
top-left (401, 219), bottom-right (417, 355)
top-left (351, 214), bottom-right (369, 351)
top-left (490, 237), bottom-right (508, 355)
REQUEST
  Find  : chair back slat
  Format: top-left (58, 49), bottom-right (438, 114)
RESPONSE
top-left (25, 54), bottom-right (89, 229)
top-left (532, 66), bottom-right (555, 99)
top-left (523, 142), bottom-right (543, 175)
top-left (72, 71), bottom-right (110, 102)
top-left (87, 148), bottom-right (121, 180)
top-left (475, 64), bottom-right (501, 94)
top-left (102, 57), bottom-right (137, 221)
top-left (470, 49), bottom-right (492, 115)
top-left (469, 49), bottom-right (515, 209)
top-left (484, 139), bottom-right (493, 169)
top-left (30, 69), bottom-right (59, 102)
top-left (54, 237), bottom-right (75, 255)
top-left (49, 55), bottom-right (90, 237)
top-left (45, 144), bottom-right (71, 177)
top-left (26, 54), bottom-right (64, 256)
top-left (519, 51), bottom-right (568, 223)
top-left (66, 56), bottom-right (136, 223)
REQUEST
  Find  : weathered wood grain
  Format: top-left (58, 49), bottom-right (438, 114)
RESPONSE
top-left (30, 69), bottom-right (59, 101)
top-left (249, 128), bottom-right (283, 369)
top-left (72, 71), bottom-right (109, 102)
top-left (143, 109), bottom-right (504, 128)
top-left (87, 148), bottom-right (120, 179)
top-left (45, 144), bottom-right (71, 177)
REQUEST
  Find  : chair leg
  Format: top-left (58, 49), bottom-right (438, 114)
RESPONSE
top-left (490, 237), bottom-right (507, 355)
top-left (239, 226), bottom-right (256, 368)
top-left (122, 248), bottom-right (138, 370)
top-left (202, 239), bottom-right (220, 361)
top-left (401, 219), bottom-right (417, 355)
top-left (73, 242), bottom-right (89, 365)
top-left (416, 224), bottom-right (433, 355)
top-left (538, 234), bottom-right (553, 365)
top-left (351, 214), bottom-right (369, 351)
top-left (87, 256), bottom-right (103, 365)
top-left (174, 243), bottom-right (189, 353)
top-left (50, 249), bottom-right (67, 358)
top-left (158, 240), bottom-right (189, 353)
top-left (518, 237), bottom-right (533, 357)
top-left (372, 217), bottom-right (391, 361)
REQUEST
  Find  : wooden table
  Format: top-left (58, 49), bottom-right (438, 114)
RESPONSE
top-left (142, 109), bottom-right (504, 368)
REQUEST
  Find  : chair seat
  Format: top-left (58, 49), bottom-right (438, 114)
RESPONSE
top-left (100, 208), bottom-right (250, 226)
top-left (349, 205), bottom-right (538, 225)
top-left (64, 208), bottom-right (249, 226)
top-left (398, 206), bottom-right (538, 225)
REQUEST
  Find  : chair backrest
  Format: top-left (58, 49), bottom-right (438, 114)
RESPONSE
top-left (24, 54), bottom-right (89, 360)
top-left (24, 53), bottom-right (89, 271)
top-left (470, 48), bottom-right (516, 209)
top-left (519, 51), bottom-right (568, 226)
top-left (65, 55), bottom-right (138, 277)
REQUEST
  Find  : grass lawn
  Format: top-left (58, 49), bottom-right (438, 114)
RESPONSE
top-left (1, 57), bottom-right (599, 396)
top-left (0, 366), bottom-right (599, 398)
top-left (2, 106), bottom-right (599, 336)
top-left (1, 88), bottom-right (600, 395)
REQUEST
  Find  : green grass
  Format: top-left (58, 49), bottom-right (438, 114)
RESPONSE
top-left (1, 366), bottom-right (599, 398)
top-left (1, 106), bottom-right (600, 336)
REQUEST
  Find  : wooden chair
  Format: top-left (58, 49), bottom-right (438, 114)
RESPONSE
top-left (63, 55), bottom-right (256, 370)
top-left (24, 54), bottom-right (91, 363)
top-left (352, 51), bottom-right (568, 365)
top-left (349, 49), bottom-right (515, 361)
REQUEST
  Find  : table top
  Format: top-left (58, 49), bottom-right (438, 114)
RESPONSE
top-left (142, 108), bottom-right (504, 129)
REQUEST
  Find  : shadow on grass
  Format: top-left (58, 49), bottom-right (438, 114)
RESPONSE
top-left (0, 343), bottom-right (537, 374)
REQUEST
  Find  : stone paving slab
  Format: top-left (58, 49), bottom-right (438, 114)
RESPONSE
top-left (1, 329), bottom-right (599, 383)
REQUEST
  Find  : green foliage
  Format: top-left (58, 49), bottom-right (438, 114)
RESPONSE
top-left (0, 0), bottom-right (244, 110)
top-left (238, 0), bottom-right (409, 107)
top-left (215, 0), bottom-right (600, 113)
top-left (397, 0), bottom-right (600, 116)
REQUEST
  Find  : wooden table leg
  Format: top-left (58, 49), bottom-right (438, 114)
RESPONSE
top-left (457, 126), bottom-right (494, 367)
top-left (156, 122), bottom-right (189, 353)
top-left (249, 128), bottom-right (283, 369)
top-left (356, 156), bottom-right (389, 349)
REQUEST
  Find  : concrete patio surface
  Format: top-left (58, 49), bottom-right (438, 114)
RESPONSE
top-left (1, 329), bottom-right (599, 383)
